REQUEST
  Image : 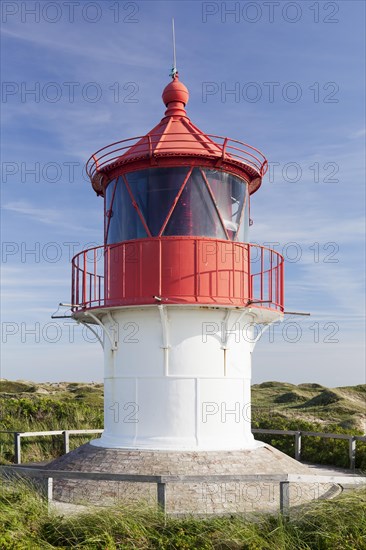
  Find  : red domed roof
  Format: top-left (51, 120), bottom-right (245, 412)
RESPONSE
top-left (87, 74), bottom-right (268, 196)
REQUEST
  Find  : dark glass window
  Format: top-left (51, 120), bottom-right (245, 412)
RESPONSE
top-left (126, 167), bottom-right (189, 236)
top-left (203, 169), bottom-right (248, 241)
top-left (163, 168), bottom-right (227, 239)
top-left (107, 177), bottom-right (147, 243)
top-left (105, 167), bottom-right (249, 243)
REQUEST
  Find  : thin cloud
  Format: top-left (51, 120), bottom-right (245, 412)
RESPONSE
top-left (2, 200), bottom-right (99, 234)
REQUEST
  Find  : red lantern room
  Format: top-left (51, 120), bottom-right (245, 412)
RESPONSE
top-left (72, 73), bottom-right (284, 314)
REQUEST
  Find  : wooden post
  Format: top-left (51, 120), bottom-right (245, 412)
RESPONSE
top-left (295, 431), bottom-right (302, 461)
top-left (157, 482), bottom-right (166, 514)
top-left (14, 433), bottom-right (21, 464)
top-left (349, 437), bottom-right (356, 470)
top-left (280, 481), bottom-right (290, 518)
top-left (63, 431), bottom-right (70, 454)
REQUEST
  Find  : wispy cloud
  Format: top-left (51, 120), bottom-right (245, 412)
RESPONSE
top-left (253, 215), bottom-right (365, 246)
top-left (1, 1), bottom-right (365, 384)
top-left (2, 200), bottom-right (100, 234)
top-left (1, 25), bottom-right (161, 69)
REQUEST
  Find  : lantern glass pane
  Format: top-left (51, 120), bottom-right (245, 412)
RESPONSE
top-left (204, 169), bottom-right (247, 241)
top-left (107, 176), bottom-right (148, 243)
top-left (126, 167), bottom-right (190, 236)
top-left (163, 168), bottom-right (227, 239)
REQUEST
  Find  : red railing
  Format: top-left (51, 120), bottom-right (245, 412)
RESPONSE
top-left (249, 245), bottom-right (285, 311)
top-left (72, 247), bottom-right (104, 310)
top-left (86, 134), bottom-right (268, 180)
top-left (71, 240), bottom-right (284, 313)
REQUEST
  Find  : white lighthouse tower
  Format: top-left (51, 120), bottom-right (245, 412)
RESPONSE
top-left (70, 72), bottom-right (284, 452)
top-left (49, 70), bottom-right (304, 514)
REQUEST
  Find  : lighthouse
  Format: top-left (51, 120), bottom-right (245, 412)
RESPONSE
top-left (70, 72), bottom-right (284, 452)
top-left (48, 69), bottom-right (310, 514)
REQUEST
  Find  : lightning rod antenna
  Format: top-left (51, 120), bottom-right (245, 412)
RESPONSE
top-left (170, 18), bottom-right (178, 79)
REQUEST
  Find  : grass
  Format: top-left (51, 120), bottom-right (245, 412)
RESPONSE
top-left (0, 479), bottom-right (365, 549)
top-left (0, 381), bottom-right (104, 464)
top-left (251, 382), bottom-right (365, 430)
top-left (0, 380), bottom-right (365, 548)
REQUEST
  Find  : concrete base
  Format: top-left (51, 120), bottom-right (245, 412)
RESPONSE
top-left (46, 443), bottom-right (340, 515)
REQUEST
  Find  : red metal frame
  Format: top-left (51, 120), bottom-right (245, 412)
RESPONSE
top-left (121, 174), bottom-right (152, 237)
top-left (104, 178), bottom-right (118, 242)
top-left (158, 167), bottom-right (193, 236)
top-left (96, 157), bottom-right (262, 197)
top-left (86, 133), bottom-right (268, 193)
top-left (71, 239), bottom-right (284, 313)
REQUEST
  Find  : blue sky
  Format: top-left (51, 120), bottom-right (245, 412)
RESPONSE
top-left (1, 0), bottom-right (365, 386)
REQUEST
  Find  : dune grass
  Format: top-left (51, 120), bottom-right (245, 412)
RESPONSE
top-left (1, 381), bottom-right (365, 547)
top-left (0, 478), bottom-right (365, 549)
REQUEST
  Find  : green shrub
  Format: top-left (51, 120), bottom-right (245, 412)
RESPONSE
top-left (0, 381), bottom-right (35, 393)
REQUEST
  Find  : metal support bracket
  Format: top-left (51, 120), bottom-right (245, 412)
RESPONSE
top-left (221, 309), bottom-right (247, 350)
top-left (245, 310), bottom-right (284, 353)
top-left (158, 305), bottom-right (170, 350)
top-left (83, 311), bottom-right (118, 351)
top-left (158, 305), bottom-right (170, 376)
top-left (78, 320), bottom-right (104, 349)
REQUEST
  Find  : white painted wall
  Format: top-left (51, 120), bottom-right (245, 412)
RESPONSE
top-left (91, 305), bottom-right (282, 450)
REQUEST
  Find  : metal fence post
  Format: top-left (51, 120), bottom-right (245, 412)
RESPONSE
top-left (14, 433), bottom-right (21, 464)
top-left (295, 431), bottom-right (302, 461)
top-left (280, 481), bottom-right (290, 518)
top-left (157, 482), bottom-right (166, 514)
top-left (349, 436), bottom-right (356, 470)
top-left (47, 477), bottom-right (53, 503)
top-left (63, 431), bottom-right (70, 454)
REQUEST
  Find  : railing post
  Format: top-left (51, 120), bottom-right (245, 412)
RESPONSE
top-left (47, 477), bottom-right (53, 503)
top-left (280, 480), bottom-right (290, 518)
top-left (260, 247), bottom-right (264, 301)
top-left (14, 432), bottom-right (21, 464)
top-left (71, 262), bottom-right (74, 311)
top-left (349, 436), bottom-right (356, 470)
top-left (83, 251), bottom-right (87, 306)
top-left (248, 245), bottom-right (253, 301)
top-left (75, 256), bottom-right (79, 306)
top-left (94, 248), bottom-right (97, 304)
top-left (157, 482), bottom-right (166, 514)
top-left (148, 134), bottom-right (152, 158)
top-left (63, 430), bottom-right (70, 455)
top-left (269, 249), bottom-right (273, 304)
top-left (295, 431), bottom-right (302, 461)
top-left (221, 137), bottom-right (228, 163)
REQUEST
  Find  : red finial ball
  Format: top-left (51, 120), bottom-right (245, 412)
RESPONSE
top-left (162, 74), bottom-right (189, 107)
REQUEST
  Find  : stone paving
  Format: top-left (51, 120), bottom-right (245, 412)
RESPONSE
top-left (44, 442), bottom-right (356, 515)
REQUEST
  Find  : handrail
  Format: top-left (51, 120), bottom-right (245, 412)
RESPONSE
top-left (0, 430), bottom-right (103, 465)
top-left (252, 429), bottom-right (365, 469)
top-left (1, 428), bottom-right (364, 469)
top-left (86, 133), bottom-right (268, 180)
top-left (70, 240), bottom-right (284, 312)
top-left (1, 464), bottom-right (365, 516)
